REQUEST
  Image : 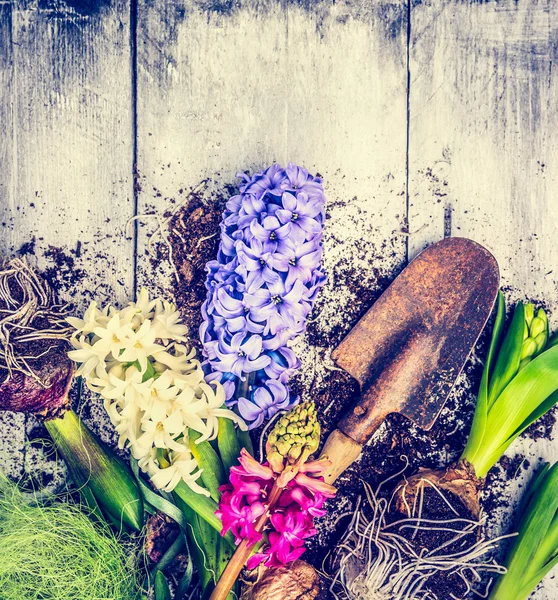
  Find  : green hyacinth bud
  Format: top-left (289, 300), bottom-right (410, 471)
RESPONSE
top-left (519, 306), bottom-right (549, 371)
top-left (266, 402), bottom-right (320, 472)
top-left (524, 304), bottom-right (535, 328)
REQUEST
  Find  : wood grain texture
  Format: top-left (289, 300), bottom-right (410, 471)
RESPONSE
top-left (409, 2), bottom-right (558, 596)
top-left (0, 0), bottom-right (134, 477)
top-left (0, 0), bottom-right (557, 595)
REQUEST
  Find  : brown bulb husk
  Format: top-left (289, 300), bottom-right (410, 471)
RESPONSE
top-left (394, 459), bottom-right (483, 520)
top-left (0, 356), bottom-right (73, 419)
top-left (240, 560), bottom-right (322, 600)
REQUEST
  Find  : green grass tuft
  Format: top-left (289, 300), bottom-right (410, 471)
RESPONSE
top-left (0, 474), bottom-right (141, 600)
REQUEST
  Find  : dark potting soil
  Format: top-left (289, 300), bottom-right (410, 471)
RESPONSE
top-left (158, 184), bottom-right (535, 600)
top-left (154, 181), bottom-right (230, 348)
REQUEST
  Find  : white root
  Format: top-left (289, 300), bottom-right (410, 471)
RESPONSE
top-left (0, 258), bottom-right (72, 386)
top-left (326, 471), bottom-right (516, 600)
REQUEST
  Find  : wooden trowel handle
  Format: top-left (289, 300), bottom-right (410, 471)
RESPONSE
top-left (320, 429), bottom-right (364, 484)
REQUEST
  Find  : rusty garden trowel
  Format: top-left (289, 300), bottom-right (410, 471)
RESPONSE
top-left (320, 237), bottom-right (500, 484)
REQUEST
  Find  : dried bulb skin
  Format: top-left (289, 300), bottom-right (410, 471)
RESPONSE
top-left (395, 460), bottom-right (482, 519)
top-left (0, 354), bottom-right (73, 419)
top-left (240, 560), bottom-right (322, 600)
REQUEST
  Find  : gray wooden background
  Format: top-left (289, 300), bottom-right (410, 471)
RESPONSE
top-left (1, 0), bottom-right (557, 597)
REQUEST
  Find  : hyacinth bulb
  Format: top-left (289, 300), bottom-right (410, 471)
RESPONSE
top-left (0, 259), bottom-right (143, 532)
top-left (201, 163), bottom-right (327, 428)
top-left (0, 346), bottom-right (73, 418)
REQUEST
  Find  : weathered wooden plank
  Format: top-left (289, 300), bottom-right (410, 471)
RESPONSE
top-left (409, 1), bottom-right (558, 596)
top-left (135, 0), bottom-right (409, 344)
top-left (0, 0), bottom-right (134, 478)
top-left (0, 2), bottom-right (26, 479)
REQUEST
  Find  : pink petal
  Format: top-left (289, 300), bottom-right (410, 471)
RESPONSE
top-left (238, 448), bottom-right (275, 480)
top-left (294, 472), bottom-right (336, 497)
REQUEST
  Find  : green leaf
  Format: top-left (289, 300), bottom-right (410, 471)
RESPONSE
top-left (514, 554), bottom-right (558, 600)
top-left (490, 463), bottom-right (558, 600)
top-left (487, 302), bottom-right (525, 409)
top-left (189, 429), bottom-right (226, 501)
top-left (515, 463), bottom-right (551, 524)
top-left (217, 417), bottom-right (242, 474)
top-left (78, 482), bottom-right (105, 524)
top-left (462, 292), bottom-right (506, 465)
top-left (237, 429), bottom-right (254, 456)
top-left (151, 533), bottom-right (185, 580)
top-left (45, 409), bottom-right (144, 532)
top-left (174, 496), bottom-right (217, 591)
top-left (470, 344), bottom-right (558, 477)
top-left (154, 571), bottom-right (172, 600)
top-left (172, 480), bottom-right (234, 546)
top-left (130, 458), bottom-right (189, 530)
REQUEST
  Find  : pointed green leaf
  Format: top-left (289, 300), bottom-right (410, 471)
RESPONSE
top-left (174, 496), bottom-right (217, 590)
top-left (487, 302), bottom-right (525, 409)
top-left (189, 429), bottom-right (226, 501)
top-left (217, 417), bottom-right (242, 474)
top-left (45, 409), bottom-right (143, 531)
top-left (515, 463), bottom-right (550, 524)
top-left (471, 345), bottom-right (558, 477)
top-left (490, 463), bottom-right (558, 600)
top-left (154, 571), bottom-right (172, 600)
top-left (514, 554), bottom-right (558, 600)
top-left (462, 292), bottom-right (506, 465)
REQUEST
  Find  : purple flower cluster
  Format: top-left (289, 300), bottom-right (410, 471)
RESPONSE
top-left (201, 163), bottom-right (326, 428)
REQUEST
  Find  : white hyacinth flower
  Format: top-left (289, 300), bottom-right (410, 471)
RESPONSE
top-left (67, 289), bottom-right (247, 495)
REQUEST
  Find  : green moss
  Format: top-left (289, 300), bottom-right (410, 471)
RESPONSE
top-left (0, 475), bottom-right (141, 600)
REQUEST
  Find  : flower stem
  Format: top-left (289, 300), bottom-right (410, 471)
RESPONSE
top-left (209, 483), bottom-right (283, 600)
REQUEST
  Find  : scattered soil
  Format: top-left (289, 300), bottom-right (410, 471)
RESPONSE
top-left (43, 245), bottom-right (86, 293)
top-left (162, 183), bottom-right (230, 346)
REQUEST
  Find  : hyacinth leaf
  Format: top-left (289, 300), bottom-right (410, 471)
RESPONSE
top-left (487, 302), bottom-right (525, 408)
top-left (174, 495), bottom-right (236, 598)
top-left (79, 482), bottom-right (105, 524)
top-left (516, 463), bottom-right (551, 524)
top-left (188, 429), bottom-right (226, 501)
top-left (515, 556), bottom-right (558, 600)
top-left (172, 480), bottom-right (234, 545)
top-left (211, 535), bottom-right (236, 600)
top-left (462, 292), bottom-right (506, 463)
top-left (477, 392), bottom-right (558, 477)
top-left (535, 511), bottom-right (558, 572)
top-left (217, 417), bottom-right (242, 473)
top-left (467, 344), bottom-right (558, 477)
top-left (154, 571), bottom-right (172, 600)
top-left (490, 463), bottom-right (558, 600)
top-left (237, 428), bottom-right (255, 456)
top-left (130, 457), bottom-right (190, 530)
top-left (45, 409), bottom-right (143, 532)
